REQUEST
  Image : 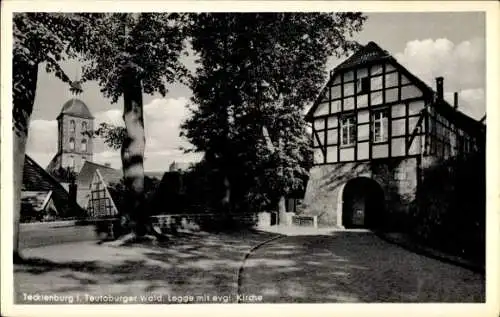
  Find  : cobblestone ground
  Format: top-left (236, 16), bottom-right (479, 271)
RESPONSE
top-left (238, 231), bottom-right (485, 303)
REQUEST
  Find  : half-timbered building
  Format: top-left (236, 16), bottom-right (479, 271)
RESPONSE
top-left (299, 41), bottom-right (485, 229)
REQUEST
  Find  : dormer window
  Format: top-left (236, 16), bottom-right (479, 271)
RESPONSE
top-left (356, 77), bottom-right (370, 95)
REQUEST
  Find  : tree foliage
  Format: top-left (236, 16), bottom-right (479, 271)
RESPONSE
top-left (12, 13), bottom-right (96, 259)
top-left (182, 13), bottom-right (366, 211)
top-left (13, 13), bottom-right (88, 134)
top-left (74, 13), bottom-right (190, 239)
top-left (50, 166), bottom-right (77, 183)
top-left (411, 150), bottom-right (486, 264)
top-left (75, 13), bottom-right (189, 102)
top-left (90, 122), bottom-right (127, 150)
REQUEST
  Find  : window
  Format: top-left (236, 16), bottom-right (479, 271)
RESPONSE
top-left (69, 157), bottom-right (75, 169)
top-left (70, 120), bottom-right (76, 133)
top-left (69, 137), bottom-right (75, 150)
top-left (82, 121), bottom-right (88, 133)
top-left (372, 109), bottom-right (388, 143)
top-left (81, 139), bottom-right (87, 152)
top-left (356, 76), bottom-right (370, 95)
top-left (340, 115), bottom-right (356, 146)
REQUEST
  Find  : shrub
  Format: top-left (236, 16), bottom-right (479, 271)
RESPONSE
top-left (412, 152), bottom-right (485, 265)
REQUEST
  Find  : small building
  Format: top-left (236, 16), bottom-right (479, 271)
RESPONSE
top-left (21, 155), bottom-right (82, 222)
top-left (78, 161), bottom-right (166, 218)
top-left (21, 191), bottom-right (58, 222)
top-left (75, 161), bottom-right (122, 210)
top-left (300, 41), bottom-right (485, 229)
top-left (85, 167), bottom-right (123, 218)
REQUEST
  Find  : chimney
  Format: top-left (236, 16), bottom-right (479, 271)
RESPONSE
top-left (453, 92), bottom-right (459, 109)
top-left (69, 183), bottom-right (77, 202)
top-left (435, 77), bottom-right (444, 101)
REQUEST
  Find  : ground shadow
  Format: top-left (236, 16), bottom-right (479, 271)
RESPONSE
top-left (237, 231), bottom-right (485, 303)
top-left (14, 230), bottom-right (279, 304)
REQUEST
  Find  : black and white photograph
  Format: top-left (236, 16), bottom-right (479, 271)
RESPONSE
top-left (1, 1), bottom-right (499, 316)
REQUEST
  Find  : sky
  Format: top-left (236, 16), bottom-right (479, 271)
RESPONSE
top-left (26, 12), bottom-right (486, 171)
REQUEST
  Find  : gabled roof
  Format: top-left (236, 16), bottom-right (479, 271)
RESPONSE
top-left (23, 155), bottom-right (82, 217)
top-left (75, 161), bottom-right (175, 209)
top-left (98, 167), bottom-right (123, 186)
top-left (76, 161), bottom-right (122, 190)
top-left (77, 160), bottom-right (174, 187)
top-left (57, 98), bottom-right (94, 120)
top-left (306, 41), bottom-right (433, 121)
top-left (432, 99), bottom-right (486, 138)
top-left (305, 41), bottom-right (484, 136)
top-left (334, 41), bottom-right (394, 71)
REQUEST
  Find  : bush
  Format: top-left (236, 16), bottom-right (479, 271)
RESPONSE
top-left (412, 152), bottom-right (485, 265)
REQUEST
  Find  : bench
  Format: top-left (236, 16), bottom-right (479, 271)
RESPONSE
top-left (292, 215), bottom-right (318, 228)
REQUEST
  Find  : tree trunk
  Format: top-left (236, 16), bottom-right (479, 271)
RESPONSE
top-left (120, 71), bottom-right (147, 238)
top-left (12, 62), bottom-right (39, 262)
top-left (13, 131), bottom-right (28, 262)
top-left (262, 125), bottom-right (287, 224)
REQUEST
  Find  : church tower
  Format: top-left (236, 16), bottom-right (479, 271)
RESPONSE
top-left (48, 81), bottom-right (94, 174)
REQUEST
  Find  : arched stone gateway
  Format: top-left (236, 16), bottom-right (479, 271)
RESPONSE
top-left (340, 177), bottom-right (385, 229)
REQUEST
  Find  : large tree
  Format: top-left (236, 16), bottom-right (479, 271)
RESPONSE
top-left (77, 13), bottom-right (189, 243)
top-left (12, 13), bottom-right (90, 261)
top-left (183, 13), bottom-right (366, 220)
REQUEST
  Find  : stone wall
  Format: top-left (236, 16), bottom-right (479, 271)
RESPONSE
top-left (301, 157), bottom-right (419, 228)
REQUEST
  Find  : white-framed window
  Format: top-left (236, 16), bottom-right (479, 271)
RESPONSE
top-left (70, 120), bottom-right (76, 133)
top-left (69, 137), bottom-right (75, 150)
top-left (372, 109), bottom-right (388, 143)
top-left (81, 139), bottom-right (87, 152)
top-left (341, 115), bottom-right (356, 146)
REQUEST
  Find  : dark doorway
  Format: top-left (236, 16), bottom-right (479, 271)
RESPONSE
top-left (342, 177), bottom-right (385, 229)
top-left (270, 212), bottom-right (278, 226)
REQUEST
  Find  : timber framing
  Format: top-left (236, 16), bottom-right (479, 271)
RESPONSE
top-left (307, 41), bottom-right (484, 166)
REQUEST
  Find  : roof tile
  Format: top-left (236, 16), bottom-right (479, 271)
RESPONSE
top-left (335, 41), bottom-right (392, 71)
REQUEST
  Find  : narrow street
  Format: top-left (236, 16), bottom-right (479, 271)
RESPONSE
top-left (19, 222), bottom-right (98, 249)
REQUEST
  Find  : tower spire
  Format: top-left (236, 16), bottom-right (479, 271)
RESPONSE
top-left (69, 64), bottom-right (83, 96)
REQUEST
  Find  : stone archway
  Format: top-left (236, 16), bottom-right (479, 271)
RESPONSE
top-left (340, 177), bottom-right (385, 229)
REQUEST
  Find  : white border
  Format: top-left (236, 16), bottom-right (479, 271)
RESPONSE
top-left (1, 2), bottom-right (499, 317)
